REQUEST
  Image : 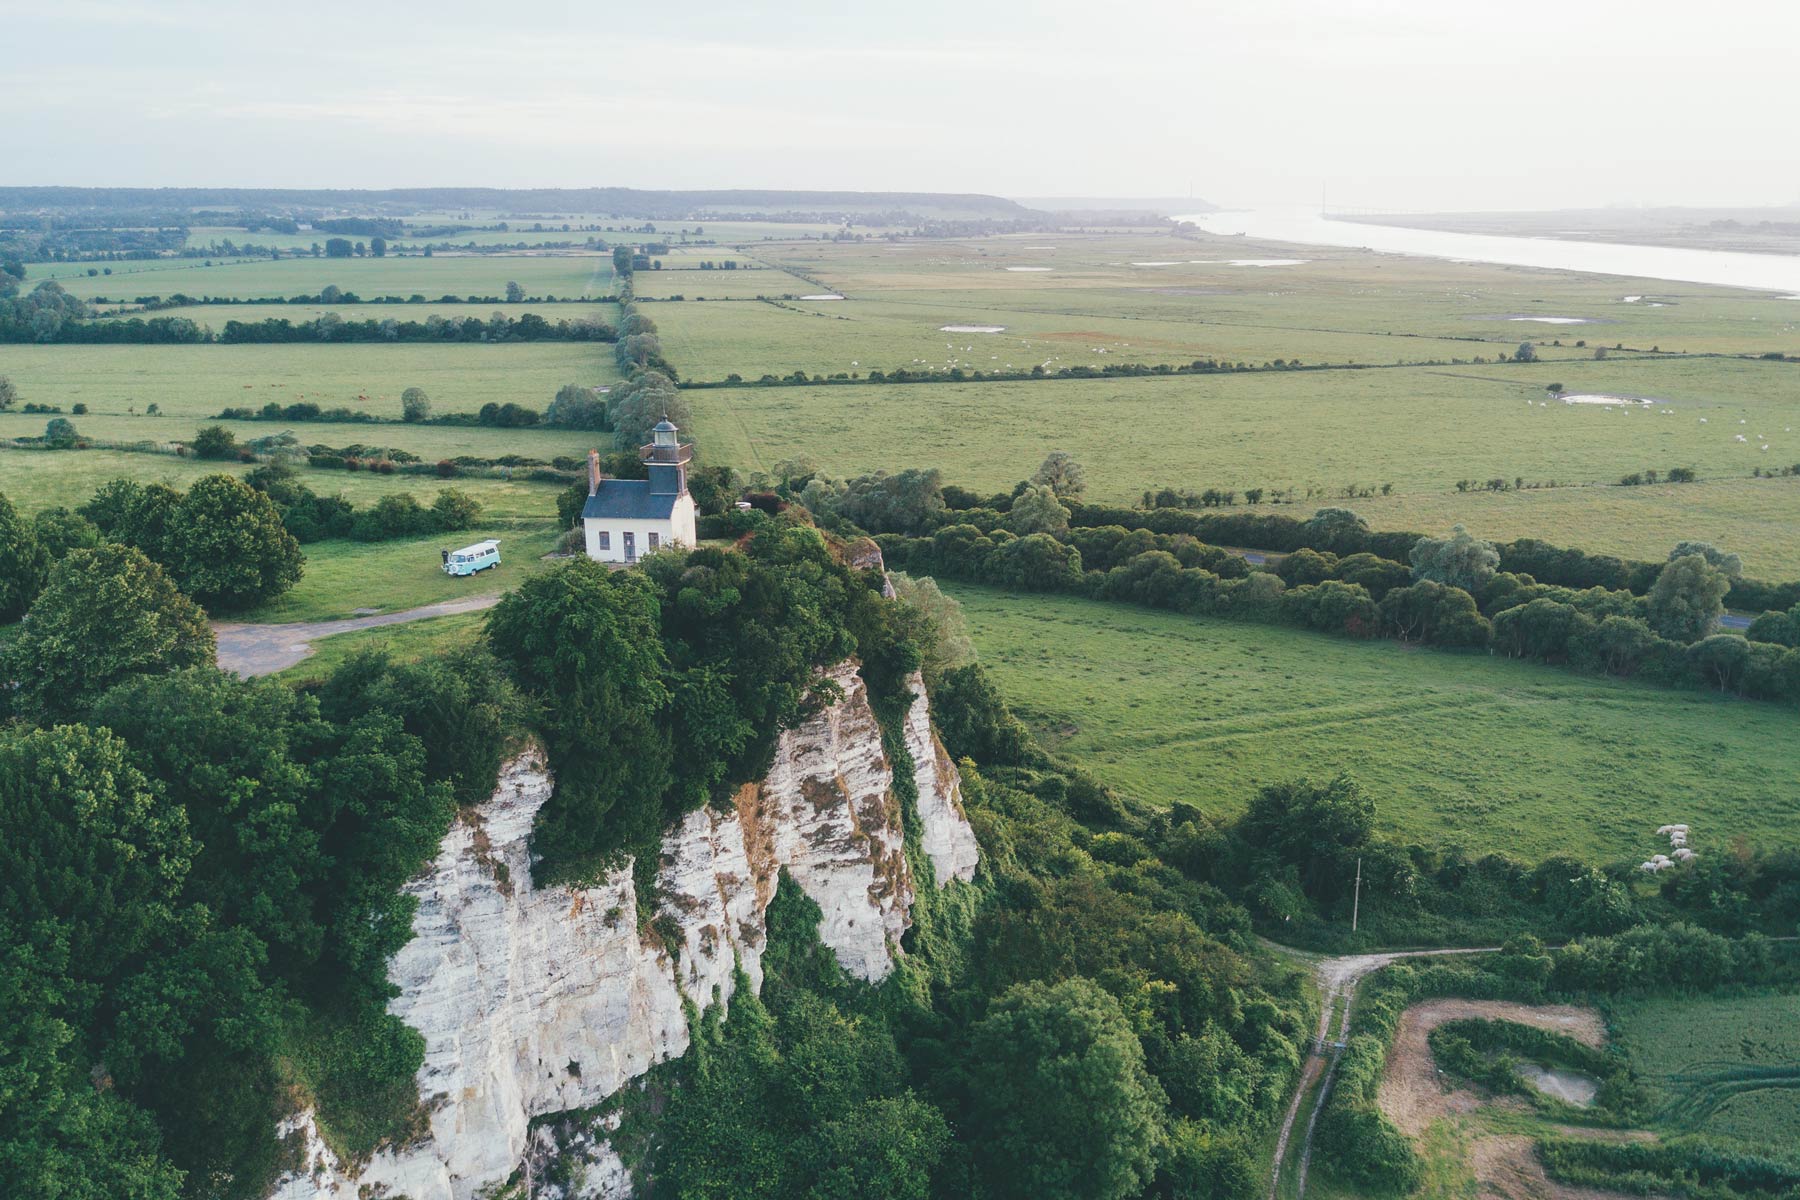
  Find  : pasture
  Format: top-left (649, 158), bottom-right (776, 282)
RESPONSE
top-left (28, 253), bottom-right (618, 301)
top-left (0, 448), bottom-right (567, 522)
top-left (1608, 992), bottom-right (1800, 1152)
top-left (0, 342), bottom-right (614, 459)
top-left (91, 300), bottom-right (619, 329)
top-left (944, 584), bottom-right (1800, 861)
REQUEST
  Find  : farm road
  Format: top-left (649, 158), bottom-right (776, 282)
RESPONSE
top-left (1262, 942), bottom-right (1500, 1200)
top-left (214, 593), bottom-right (502, 677)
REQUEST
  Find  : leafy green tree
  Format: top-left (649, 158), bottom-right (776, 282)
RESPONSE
top-left (612, 246), bottom-right (634, 275)
top-left (1647, 553), bottom-right (1730, 643)
top-left (0, 490), bottom-right (51, 621)
top-left (79, 479), bottom-right (182, 561)
top-left (545, 382), bottom-right (609, 430)
top-left (30, 505), bottom-right (102, 560)
top-left (43, 416), bottom-right (79, 448)
top-left (1030, 450), bottom-right (1086, 500)
top-left (0, 374), bottom-right (17, 410)
top-left (487, 560), bottom-right (673, 875)
top-left (1409, 524), bottom-right (1500, 591)
top-left (1276, 547), bottom-right (1336, 587)
top-left (607, 370), bottom-right (687, 446)
top-left (964, 977), bottom-right (1167, 1200)
top-left (889, 573), bottom-right (975, 682)
top-left (1302, 507), bottom-right (1368, 554)
top-left (835, 468), bottom-right (946, 536)
top-left (400, 386), bottom-right (431, 422)
top-left (189, 424), bottom-right (239, 460)
top-left (1669, 540), bottom-right (1742, 578)
top-left (430, 488), bottom-right (481, 531)
top-left (1236, 774), bottom-right (1373, 901)
top-left (504, 280), bottom-right (525, 302)
top-left (162, 474), bottom-right (305, 609)
top-left (3, 544), bottom-right (215, 721)
top-left (1514, 340), bottom-right (1538, 362)
top-left (1007, 483), bottom-right (1071, 536)
top-left (802, 1095), bottom-right (949, 1200)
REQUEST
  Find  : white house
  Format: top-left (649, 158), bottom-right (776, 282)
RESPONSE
top-left (581, 419), bottom-right (698, 563)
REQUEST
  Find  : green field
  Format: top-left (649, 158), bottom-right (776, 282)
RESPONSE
top-left (276, 610), bottom-right (491, 680)
top-left (242, 522), bottom-right (561, 623)
top-left (28, 253), bottom-right (618, 300)
top-left (92, 300), bottom-right (618, 328)
top-left (0, 343), bottom-right (614, 459)
top-left (0, 448), bottom-right (567, 520)
top-left (1609, 992), bottom-right (1800, 1151)
top-left (945, 584), bottom-right (1800, 861)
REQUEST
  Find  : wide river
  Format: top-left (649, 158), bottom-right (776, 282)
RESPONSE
top-left (1179, 208), bottom-right (1800, 295)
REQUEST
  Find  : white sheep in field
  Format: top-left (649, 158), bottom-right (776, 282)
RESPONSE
top-left (1736, 435), bottom-right (1748, 442)
top-left (1657, 824), bottom-right (1688, 835)
top-left (1673, 848), bottom-right (1698, 861)
top-left (1641, 856), bottom-right (1674, 872)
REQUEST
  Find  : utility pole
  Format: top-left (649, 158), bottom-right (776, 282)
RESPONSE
top-left (1351, 856), bottom-right (1362, 933)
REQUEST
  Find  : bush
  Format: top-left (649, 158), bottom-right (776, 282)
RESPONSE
top-left (189, 424), bottom-right (239, 459)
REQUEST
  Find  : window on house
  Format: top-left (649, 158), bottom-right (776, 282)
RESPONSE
top-left (598, 531), bottom-right (610, 551)
top-left (648, 532), bottom-right (660, 551)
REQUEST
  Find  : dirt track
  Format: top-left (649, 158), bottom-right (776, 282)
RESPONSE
top-left (1378, 998), bottom-right (1605, 1136)
top-left (1379, 998), bottom-right (1654, 1200)
top-left (213, 593), bottom-right (501, 676)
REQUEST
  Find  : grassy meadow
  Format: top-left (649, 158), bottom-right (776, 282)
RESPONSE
top-left (0, 448), bottom-right (568, 521)
top-left (0, 342), bottom-right (615, 458)
top-left (945, 584), bottom-right (1800, 862)
top-left (29, 253), bottom-right (619, 300)
top-left (1608, 991), bottom-right (1800, 1152)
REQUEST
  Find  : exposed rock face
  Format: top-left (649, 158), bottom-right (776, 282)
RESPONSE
top-left (903, 669), bottom-right (980, 885)
top-left (270, 663), bottom-right (974, 1200)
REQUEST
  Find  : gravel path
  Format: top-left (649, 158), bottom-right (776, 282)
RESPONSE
top-left (1262, 943), bottom-right (1500, 1200)
top-left (213, 593), bottom-right (502, 677)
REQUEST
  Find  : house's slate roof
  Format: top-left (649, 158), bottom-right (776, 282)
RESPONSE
top-left (581, 480), bottom-right (678, 521)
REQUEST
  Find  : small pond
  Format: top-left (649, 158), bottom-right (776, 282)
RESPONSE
top-left (1515, 1062), bottom-right (1599, 1107)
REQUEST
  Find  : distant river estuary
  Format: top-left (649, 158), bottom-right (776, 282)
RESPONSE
top-left (1181, 208), bottom-right (1800, 294)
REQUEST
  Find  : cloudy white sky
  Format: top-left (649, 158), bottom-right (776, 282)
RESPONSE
top-left (6, 0), bottom-right (1797, 212)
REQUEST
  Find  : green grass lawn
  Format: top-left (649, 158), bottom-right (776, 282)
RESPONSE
top-left (277, 610), bottom-right (490, 682)
top-left (1608, 991), bottom-right (1800, 1152)
top-left (241, 521), bottom-right (561, 623)
top-left (945, 584), bottom-right (1800, 862)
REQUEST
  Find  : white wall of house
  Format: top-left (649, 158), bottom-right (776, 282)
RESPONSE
top-left (583, 495), bottom-right (697, 563)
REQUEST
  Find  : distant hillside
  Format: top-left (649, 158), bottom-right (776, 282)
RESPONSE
top-left (0, 186), bottom-right (1038, 221)
top-left (1014, 196), bottom-right (1217, 216)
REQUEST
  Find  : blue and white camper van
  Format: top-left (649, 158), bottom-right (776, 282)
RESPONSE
top-left (442, 539), bottom-right (501, 577)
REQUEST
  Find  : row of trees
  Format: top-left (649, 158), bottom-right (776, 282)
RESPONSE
top-left (1, 476), bottom-right (303, 615)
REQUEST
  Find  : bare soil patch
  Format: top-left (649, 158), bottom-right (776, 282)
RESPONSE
top-left (1380, 998), bottom-right (1604, 1136)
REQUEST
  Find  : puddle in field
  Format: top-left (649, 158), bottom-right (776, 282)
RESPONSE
top-left (940, 324), bottom-right (1007, 333)
top-left (1562, 393), bottom-right (1658, 407)
top-left (1515, 1063), bottom-right (1599, 1107)
top-left (1190, 258), bottom-right (1309, 267)
top-left (1510, 315), bottom-right (1592, 324)
top-left (799, 294), bottom-right (844, 301)
top-left (1004, 266), bottom-right (1054, 272)
top-left (1131, 260), bottom-right (1183, 266)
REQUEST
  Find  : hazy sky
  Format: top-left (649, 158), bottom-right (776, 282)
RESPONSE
top-left (6, 0), bottom-right (1797, 212)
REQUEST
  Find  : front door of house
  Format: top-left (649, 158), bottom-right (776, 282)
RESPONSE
top-left (624, 531), bottom-right (636, 562)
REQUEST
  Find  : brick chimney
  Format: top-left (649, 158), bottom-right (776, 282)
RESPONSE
top-left (588, 449), bottom-right (602, 496)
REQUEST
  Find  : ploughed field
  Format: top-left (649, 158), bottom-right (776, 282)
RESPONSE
top-left (944, 584), bottom-right (1800, 862)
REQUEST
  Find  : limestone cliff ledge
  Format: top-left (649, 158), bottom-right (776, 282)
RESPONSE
top-left (271, 663), bottom-right (976, 1200)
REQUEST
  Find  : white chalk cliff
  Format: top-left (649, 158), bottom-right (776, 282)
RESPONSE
top-left (270, 663), bottom-right (976, 1200)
